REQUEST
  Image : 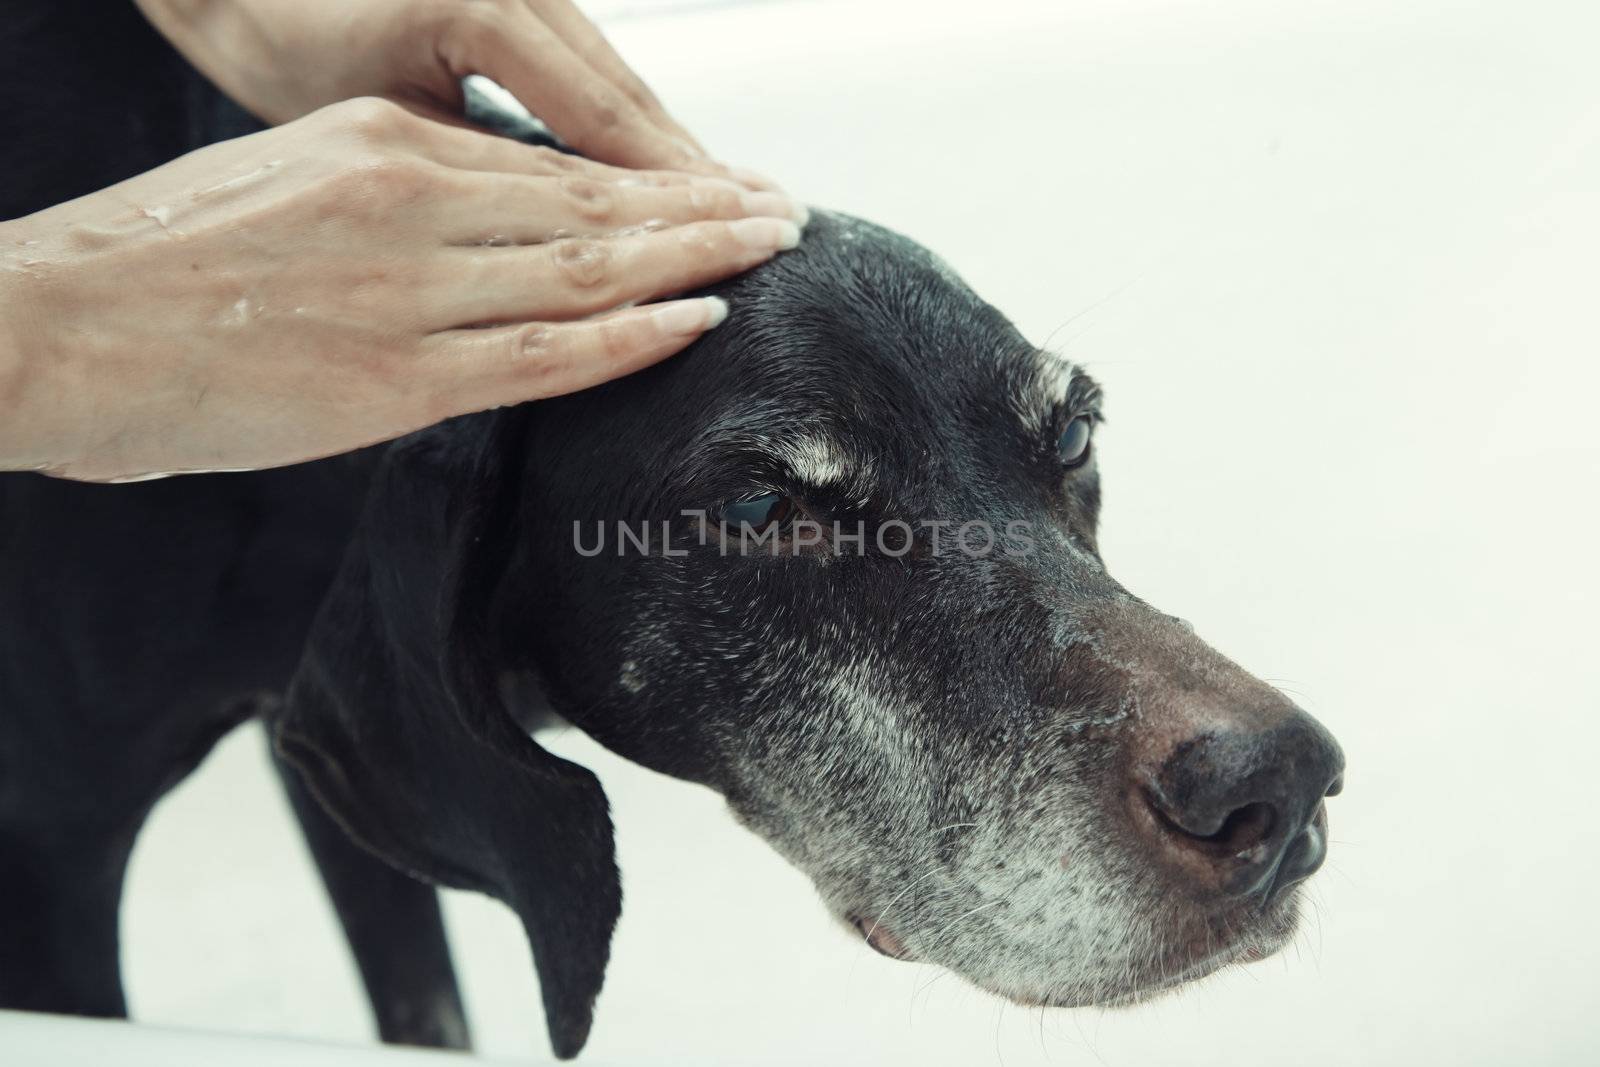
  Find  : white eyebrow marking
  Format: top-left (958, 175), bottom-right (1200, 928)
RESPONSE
top-left (758, 433), bottom-right (878, 507)
top-left (782, 435), bottom-right (850, 486)
top-left (1011, 351), bottom-right (1082, 430)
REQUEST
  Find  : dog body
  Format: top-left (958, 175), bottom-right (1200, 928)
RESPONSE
top-left (0, 458), bottom-right (383, 1004)
top-left (0, 7), bottom-right (1343, 1059)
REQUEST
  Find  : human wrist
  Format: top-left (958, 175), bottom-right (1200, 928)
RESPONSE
top-left (134, 0), bottom-right (307, 123)
top-left (0, 218), bottom-right (63, 473)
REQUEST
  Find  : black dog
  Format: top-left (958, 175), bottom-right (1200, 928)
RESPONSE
top-left (0, 6), bottom-right (1344, 1059)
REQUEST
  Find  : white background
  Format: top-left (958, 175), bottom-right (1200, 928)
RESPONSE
top-left (90, 0), bottom-right (1600, 1063)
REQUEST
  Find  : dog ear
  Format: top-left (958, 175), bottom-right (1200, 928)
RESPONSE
top-left (272, 413), bottom-right (618, 1060)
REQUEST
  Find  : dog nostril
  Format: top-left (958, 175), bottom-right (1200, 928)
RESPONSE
top-left (1272, 814), bottom-right (1330, 893)
top-left (1149, 794), bottom-right (1278, 859)
top-left (1201, 801), bottom-right (1277, 857)
top-left (1141, 717), bottom-right (1343, 896)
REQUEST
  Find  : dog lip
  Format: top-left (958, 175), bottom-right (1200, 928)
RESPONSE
top-left (1043, 935), bottom-right (1274, 1008)
top-left (849, 914), bottom-right (914, 961)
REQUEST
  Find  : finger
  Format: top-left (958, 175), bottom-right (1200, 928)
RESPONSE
top-left (425, 296), bottom-right (729, 411)
top-left (443, 172), bottom-right (807, 245)
top-left (524, 0), bottom-right (707, 155)
top-left (435, 13), bottom-right (783, 191)
top-left (517, 2), bottom-right (787, 192)
top-left (432, 216), bottom-right (799, 329)
top-left (404, 117), bottom-right (725, 189)
top-left (444, 6), bottom-right (698, 171)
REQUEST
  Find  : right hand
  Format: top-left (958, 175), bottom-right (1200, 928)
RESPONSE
top-left (134, 0), bottom-right (769, 185)
top-left (0, 98), bottom-right (805, 483)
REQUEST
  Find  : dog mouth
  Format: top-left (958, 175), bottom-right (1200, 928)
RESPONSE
top-left (845, 891), bottom-right (1300, 1004)
top-left (849, 914), bottom-right (914, 961)
top-left (1082, 919), bottom-right (1295, 1007)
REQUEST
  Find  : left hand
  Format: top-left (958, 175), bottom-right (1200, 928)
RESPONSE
top-left (134, 0), bottom-right (766, 185)
top-left (0, 98), bottom-right (802, 482)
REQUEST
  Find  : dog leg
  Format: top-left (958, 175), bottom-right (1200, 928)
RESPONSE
top-left (270, 744), bottom-right (472, 1050)
top-left (0, 684), bottom-right (250, 1020)
top-left (0, 820), bottom-right (137, 1017)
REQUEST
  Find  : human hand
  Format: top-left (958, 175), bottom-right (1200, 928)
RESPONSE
top-left (134, 0), bottom-right (768, 184)
top-left (0, 98), bottom-right (804, 482)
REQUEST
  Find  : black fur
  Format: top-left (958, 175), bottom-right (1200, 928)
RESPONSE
top-left (1, 6), bottom-right (1343, 1058)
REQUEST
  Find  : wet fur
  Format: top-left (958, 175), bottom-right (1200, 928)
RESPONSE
top-left (0, 8), bottom-right (1321, 1058)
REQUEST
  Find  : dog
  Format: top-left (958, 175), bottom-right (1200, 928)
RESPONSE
top-left (0, 6), bottom-right (1344, 1060)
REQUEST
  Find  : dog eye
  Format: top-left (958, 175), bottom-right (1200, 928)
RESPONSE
top-left (1057, 416), bottom-right (1094, 467)
top-left (720, 493), bottom-right (795, 532)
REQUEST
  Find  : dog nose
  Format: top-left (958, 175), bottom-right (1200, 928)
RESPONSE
top-left (1141, 714), bottom-right (1344, 899)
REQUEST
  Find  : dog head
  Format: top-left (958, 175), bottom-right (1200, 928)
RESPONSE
top-left (278, 211), bottom-right (1343, 1057)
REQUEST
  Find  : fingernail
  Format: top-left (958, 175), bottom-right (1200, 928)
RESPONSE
top-left (741, 191), bottom-right (810, 226)
top-left (730, 216), bottom-right (801, 252)
top-left (703, 295), bottom-right (730, 327)
top-left (654, 296), bottom-right (729, 336)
